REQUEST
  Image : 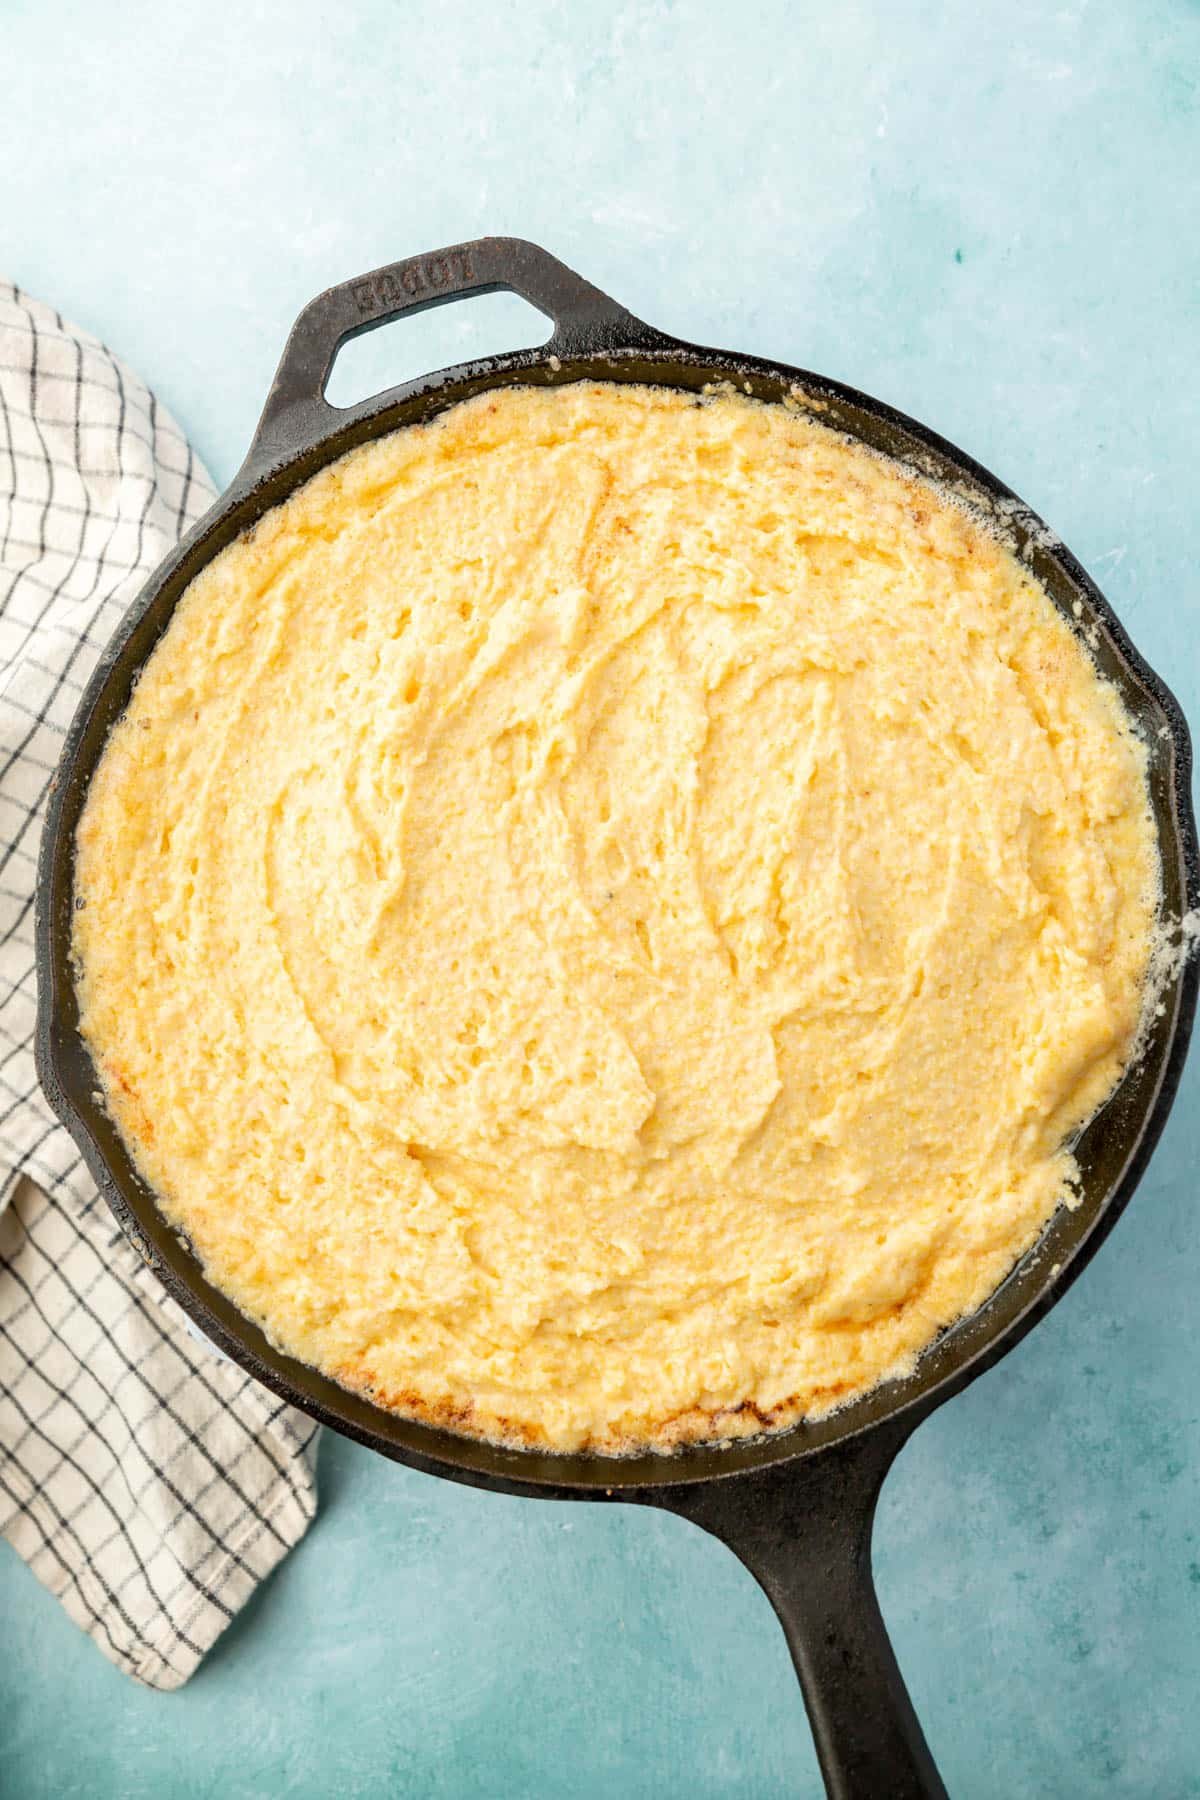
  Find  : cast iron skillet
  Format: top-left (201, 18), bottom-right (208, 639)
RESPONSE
top-left (35, 238), bottom-right (1199, 1798)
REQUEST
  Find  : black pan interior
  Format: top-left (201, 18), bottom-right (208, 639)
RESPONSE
top-left (35, 341), bottom-right (1200, 1501)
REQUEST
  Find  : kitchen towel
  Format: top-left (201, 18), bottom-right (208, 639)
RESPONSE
top-left (0, 280), bottom-right (319, 1690)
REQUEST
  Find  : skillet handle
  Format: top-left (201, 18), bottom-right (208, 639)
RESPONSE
top-left (244, 235), bottom-right (665, 471)
top-left (647, 1425), bottom-right (947, 1800)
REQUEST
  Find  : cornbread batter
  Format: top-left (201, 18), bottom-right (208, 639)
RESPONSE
top-left (74, 384), bottom-right (1159, 1452)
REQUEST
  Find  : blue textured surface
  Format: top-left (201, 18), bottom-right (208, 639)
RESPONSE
top-left (3, 3), bottom-right (1199, 1794)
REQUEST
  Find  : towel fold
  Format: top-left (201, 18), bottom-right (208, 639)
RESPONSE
top-left (0, 281), bottom-right (319, 1690)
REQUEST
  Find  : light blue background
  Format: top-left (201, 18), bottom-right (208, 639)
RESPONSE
top-left (2, 2), bottom-right (1198, 1794)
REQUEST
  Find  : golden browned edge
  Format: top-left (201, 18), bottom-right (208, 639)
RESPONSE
top-left (332, 1354), bottom-right (861, 1455)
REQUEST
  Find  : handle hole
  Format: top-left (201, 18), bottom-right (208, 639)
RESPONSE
top-left (325, 292), bottom-right (553, 409)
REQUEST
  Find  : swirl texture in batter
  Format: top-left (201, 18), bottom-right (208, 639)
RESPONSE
top-left (74, 384), bottom-right (1158, 1451)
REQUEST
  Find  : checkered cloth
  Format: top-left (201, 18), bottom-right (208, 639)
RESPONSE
top-left (0, 281), bottom-right (320, 1690)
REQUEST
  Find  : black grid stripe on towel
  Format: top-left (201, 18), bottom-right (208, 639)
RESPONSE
top-left (0, 280), bottom-right (319, 1691)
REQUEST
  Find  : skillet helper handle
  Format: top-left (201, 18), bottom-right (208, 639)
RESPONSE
top-left (245, 236), bottom-right (663, 470)
top-left (654, 1427), bottom-right (947, 1800)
